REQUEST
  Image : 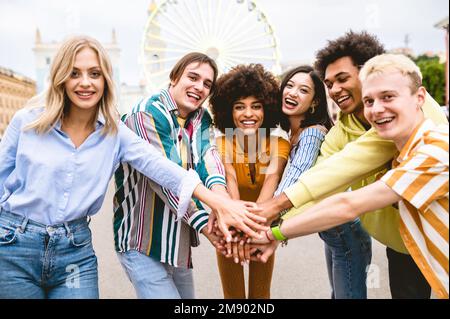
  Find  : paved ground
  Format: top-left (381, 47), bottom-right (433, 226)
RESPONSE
top-left (91, 182), bottom-right (391, 299)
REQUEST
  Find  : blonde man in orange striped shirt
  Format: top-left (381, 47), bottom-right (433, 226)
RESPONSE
top-left (250, 54), bottom-right (449, 298)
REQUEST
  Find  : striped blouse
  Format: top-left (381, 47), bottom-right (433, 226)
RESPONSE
top-left (381, 119), bottom-right (449, 298)
top-left (275, 126), bottom-right (326, 196)
top-left (113, 89), bottom-right (226, 269)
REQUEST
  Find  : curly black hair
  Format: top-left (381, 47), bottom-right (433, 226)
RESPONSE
top-left (209, 64), bottom-right (281, 134)
top-left (314, 30), bottom-right (385, 80)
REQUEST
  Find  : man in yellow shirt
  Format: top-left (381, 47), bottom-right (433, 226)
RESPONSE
top-left (255, 31), bottom-right (448, 298)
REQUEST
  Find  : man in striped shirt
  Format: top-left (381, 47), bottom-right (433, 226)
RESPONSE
top-left (113, 53), bottom-right (238, 299)
top-left (252, 54), bottom-right (449, 299)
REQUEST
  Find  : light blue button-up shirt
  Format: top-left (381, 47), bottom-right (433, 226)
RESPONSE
top-left (0, 107), bottom-right (201, 225)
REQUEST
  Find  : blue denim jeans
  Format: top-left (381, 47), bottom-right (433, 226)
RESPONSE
top-left (117, 250), bottom-right (194, 299)
top-left (318, 218), bottom-right (372, 299)
top-left (0, 209), bottom-right (98, 299)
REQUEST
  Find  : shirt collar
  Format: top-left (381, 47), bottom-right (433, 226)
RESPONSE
top-left (396, 119), bottom-right (433, 163)
top-left (160, 88), bottom-right (201, 121)
top-left (54, 112), bottom-right (105, 131)
top-left (160, 89), bottom-right (179, 114)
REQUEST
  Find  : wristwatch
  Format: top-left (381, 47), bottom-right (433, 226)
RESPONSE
top-left (270, 218), bottom-right (288, 246)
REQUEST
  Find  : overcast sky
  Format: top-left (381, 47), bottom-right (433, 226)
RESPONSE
top-left (0, 0), bottom-right (448, 85)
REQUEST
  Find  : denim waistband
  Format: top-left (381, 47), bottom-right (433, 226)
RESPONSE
top-left (0, 208), bottom-right (90, 236)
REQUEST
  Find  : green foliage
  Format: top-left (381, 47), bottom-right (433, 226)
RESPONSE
top-left (414, 55), bottom-right (446, 105)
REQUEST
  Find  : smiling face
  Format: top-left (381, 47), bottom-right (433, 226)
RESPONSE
top-left (64, 47), bottom-right (105, 113)
top-left (282, 72), bottom-right (315, 118)
top-left (232, 96), bottom-right (264, 135)
top-left (324, 56), bottom-right (364, 119)
top-left (362, 71), bottom-right (425, 149)
top-left (169, 62), bottom-right (214, 118)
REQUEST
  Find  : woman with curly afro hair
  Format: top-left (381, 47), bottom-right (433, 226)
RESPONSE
top-left (209, 64), bottom-right (290, 299)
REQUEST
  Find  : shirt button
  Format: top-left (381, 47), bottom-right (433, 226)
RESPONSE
top-left (67, 173), bottom-right (72, 177)
top-left (64, 193), bottom-right (68, 197)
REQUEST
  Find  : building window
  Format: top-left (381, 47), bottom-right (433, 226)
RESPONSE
top-left (46, 57), bottom-right (51, 65)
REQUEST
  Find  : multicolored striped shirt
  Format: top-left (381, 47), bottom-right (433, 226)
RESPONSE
top-left (381, 119), bottom-right (449, 298)
top-left (113, 89), bottom-right (226, 268)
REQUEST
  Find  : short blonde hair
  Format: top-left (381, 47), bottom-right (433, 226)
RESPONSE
top-left (359, 53), bottom-right (422, 93)
top-left (26, 35), bottom-right (119, 135)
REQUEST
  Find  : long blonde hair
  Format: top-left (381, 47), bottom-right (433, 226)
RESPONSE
top-left (25, 35), bottom-right (119, 135)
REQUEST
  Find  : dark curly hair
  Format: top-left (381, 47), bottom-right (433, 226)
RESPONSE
top-left (209, 64), bottom-right (281, 134)
top-left (279, 65), bottom-right (333, 132)
top-left (314, 30), bottom-right (385, 80)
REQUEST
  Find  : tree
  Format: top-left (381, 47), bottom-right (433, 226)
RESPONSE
top-left (414, 55), bottom-right (446, 106)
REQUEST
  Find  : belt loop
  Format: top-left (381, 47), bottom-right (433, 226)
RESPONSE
top-left (18, 217), bottom-right (29, 234)
top-left (63, 222), bottom-right (72, 238)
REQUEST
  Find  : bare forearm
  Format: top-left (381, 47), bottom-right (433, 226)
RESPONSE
top-left (211, 184), bottom-right (230, 198)
top-left (226, 176), bottom-right (240, 200)
top-left (262, 192), bottom-right (294, 221)
top-left (280, 181), bottom-right (401, 239)
top-left (281, 193), bottom-right (357, 238)
top-left (223, 163), bottom-right (240, 200)
top-left (194, 184), bottom-right (221, 209)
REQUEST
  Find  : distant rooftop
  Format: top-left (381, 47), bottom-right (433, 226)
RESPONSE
top-left (0, 66), bottom-right (35, 84)
top-left (434, 16), bottom-right (449, 29)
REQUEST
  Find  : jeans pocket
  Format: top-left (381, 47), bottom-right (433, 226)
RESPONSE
top-left (0, 224), bottom-right (18, 246)
top-left (319, 227), bottom-right (342, 243)
top-left (69, 226), bottom-right (92, 248)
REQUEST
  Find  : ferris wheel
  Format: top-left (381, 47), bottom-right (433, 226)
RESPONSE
top-left (141, 0), bottom-right (281, 93)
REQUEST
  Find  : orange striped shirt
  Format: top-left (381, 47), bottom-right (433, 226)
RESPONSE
top-left (381, 119), bottom-right (449, 299)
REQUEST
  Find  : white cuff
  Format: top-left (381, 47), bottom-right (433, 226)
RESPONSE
top-left (176, 169), bottom-right (202, 221)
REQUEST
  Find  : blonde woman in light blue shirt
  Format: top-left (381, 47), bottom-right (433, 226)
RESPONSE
top-left (0, 35), bottom-right (266, 299)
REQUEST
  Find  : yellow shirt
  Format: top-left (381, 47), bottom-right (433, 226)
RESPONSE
top-left (217, 135), bottom-right (290, 201)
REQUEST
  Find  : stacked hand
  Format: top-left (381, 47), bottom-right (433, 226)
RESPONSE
top-left (205, 203), bottom-right (279, 264)
top-left (209, 198), bottom-right (268, 242)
